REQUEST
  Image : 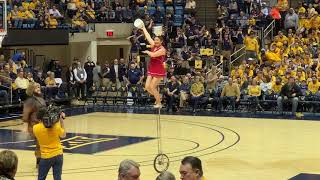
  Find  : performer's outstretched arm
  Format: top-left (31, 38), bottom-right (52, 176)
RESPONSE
top-left (141, 26), bottom-right (155, 47)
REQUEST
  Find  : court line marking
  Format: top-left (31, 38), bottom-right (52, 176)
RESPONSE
top-left (16, 115), bottom-right (240, 176)
top-left (94, 137), bottom-right (200, 157)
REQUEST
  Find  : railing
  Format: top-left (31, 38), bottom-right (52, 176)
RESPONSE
top-left (228, 46), bottom-right (246, 75)
top-left (0, 74), bottom-right (13, 104)
top-left (262, 20), bottom-right (275, 48)
top-left (206, 58), bottom-right (223, 75)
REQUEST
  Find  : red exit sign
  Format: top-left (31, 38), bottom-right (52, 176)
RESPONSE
top-left (105, 30), bottom-right (114, 37)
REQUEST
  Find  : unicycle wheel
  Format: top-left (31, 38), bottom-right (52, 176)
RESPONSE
top-left (153, 153), bottom-right (170, 173)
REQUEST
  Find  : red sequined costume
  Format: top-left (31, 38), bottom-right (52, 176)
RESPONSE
top-left (147, 46), bottom-right (166, 77)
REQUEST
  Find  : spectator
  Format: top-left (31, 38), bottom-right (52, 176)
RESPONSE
top-left (12, 52), bottom-right (25, 63)
top-left (248, 79), bottom-right (264, 111)
top-left (164, 76), bottom-right (179, 112)
top-left (0, 150), bottom-right (18, 180)
top-left (260, 76), bottom-right (272, 99)
top-left (46, 14), bottom-right (59, 28)
top-left (72, 15), bottom-right (88, 31)
top-left (110, 59), bottom-right (126, 88)
top-left (34, 71), bottom-right (46, 86)
top-left (14, 70), bottom-right (29, 100)
top-left (190, 76), bottom-right (205, 113)
top-left (237, 11), bottom-right (248, 28)
top-left (179, 156), bottom-right (206, 180)
top-left (25, 6), bottom-right (37, 28)
top-left (73, 62), bottom-right (87, 99)
top-left (206, 66), bottom-right (218, 92)
top-left (179, 76), bottom-right (191, 108)
top-left (22, 82), bottom-right (46, 168)
top-left (127, 62), bottom-right (144, 86)
top-left (229, 0), bottom-right (238, 15)
top-left (45, 72), bottom-right (58, 100)
top-left (67, 0), bottom-right (77, 18)
top-left (277, 76), bottom-right (302, 115)
top-left (50, 60), bottom-right (63, 79)
top-left (244, 0), bottom-right (252, 14)
top-left (92, 62), bottom-right (102, 89)
top-left (26, 71), bottom-right (34, 82)
top-left (0, 87), bottom-right (9, 105)
top-left (49, 5), bottom-right (63, 18)
top-left (84, 56), bottom-right (95, 96)
top-left (118, 159), bottom-right (140, 180)
top-left (11, 5), bottom-right (23, 28)
top-left (220, 33), bottom-right (233, 74)
top-left (66, 66), bottom-right (77, 98)
top-left (102, 62), bottom-right (111, 87)
top-left (244, 31), bottom-right (259, 59)
top-left (219, 77), bottom-right (240, 112)
top-left (156, 171), bottom-right (176, 180)
top-left (284, 8), bottom-right (299, 31)
top-left (185, 0), bottom-right (196, 15)
top-left (307, 76), bottom-right (320, 95)
top-left (261, 3), bottom-right (269, 16)
top-left (33, 107), bottom-right (66, 180)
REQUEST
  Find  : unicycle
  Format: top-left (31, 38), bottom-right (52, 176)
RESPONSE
top-left (153, 108), bottom-right (170, 173)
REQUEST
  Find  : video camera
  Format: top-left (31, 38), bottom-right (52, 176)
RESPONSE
top-left (37, 105), bottom-right (63, 128)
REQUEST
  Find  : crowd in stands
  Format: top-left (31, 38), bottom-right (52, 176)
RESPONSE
top-left (124, 0), bottom-right (320, 117)
top-left (6, 0), bottom-right (197, 31)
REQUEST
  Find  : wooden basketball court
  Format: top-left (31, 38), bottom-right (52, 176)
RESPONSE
top-left (1, 112), bottom-right (320, 180)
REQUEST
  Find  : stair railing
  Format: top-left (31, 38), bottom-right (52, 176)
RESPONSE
top-left (262, 19), bottom-right (275, 48)
top-left (228, 46), bottom-right (246, 76)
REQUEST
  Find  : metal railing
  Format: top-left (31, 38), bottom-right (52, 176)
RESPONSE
top-left (262, 20), bottom-right (276, 48)
top-left (228, 46), bottom-right (246, 75)
top-left (0, 74), bottom-right (13, 104)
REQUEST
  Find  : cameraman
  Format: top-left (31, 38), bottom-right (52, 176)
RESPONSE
top-left (33, 108), bottom-right (66, 180)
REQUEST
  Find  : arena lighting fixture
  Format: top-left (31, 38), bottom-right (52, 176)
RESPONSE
top-left (105, 30), bottom-right (114, 37)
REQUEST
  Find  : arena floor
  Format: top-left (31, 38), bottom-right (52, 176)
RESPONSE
top-left (1, 112), bottom-right (320, 180)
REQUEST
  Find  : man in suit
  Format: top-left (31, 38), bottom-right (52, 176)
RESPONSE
top-left (109, 59), bottom-right (126, 88)
top-left (84, 56), bottom-right (95, 97)
top-left (73, 62), bottom-right (87, 99)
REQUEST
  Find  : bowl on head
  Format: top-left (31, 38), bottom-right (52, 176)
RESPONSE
top-left (134, 19), bottom-right (144, 29)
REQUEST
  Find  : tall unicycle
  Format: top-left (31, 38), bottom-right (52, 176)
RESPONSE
top-left (153, 107), bottom-right (170, 173)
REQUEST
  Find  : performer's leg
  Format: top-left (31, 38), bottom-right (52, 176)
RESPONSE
top-left (145, 75), bottom-right (154, 95)
top-left (150, 77), bottom-right (162, 105)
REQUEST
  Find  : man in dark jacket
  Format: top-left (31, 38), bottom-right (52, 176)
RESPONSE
top-left (109, 59), bottom-right (126, 88)
top-left (277, 76), bottom-right (302, 115)
top-left (84, 56), bottom-right (95, 96)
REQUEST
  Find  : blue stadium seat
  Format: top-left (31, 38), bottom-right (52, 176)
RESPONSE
top-left (7, 5), bottom-right (12, 12)
top-left (148, 6), bottom-right (156, 15)
top-left (158, 6), bottom-right (165, 14)
top-left (156, 0), bottom-right (165, 6)
top-left (174, 0), bottom-right (184, 5)
top-left (175, 5), bottom-right (184, 15)
top-left (166, 6), bottom-right (174, 14)
top-left (173, 14), bottom-right (183, 26)
top-left (138, 6), bottom-right (145, 13)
